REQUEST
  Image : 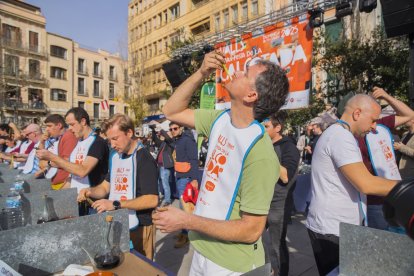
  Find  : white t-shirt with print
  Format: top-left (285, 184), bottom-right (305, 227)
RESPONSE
top-left (306, 124), bottom-right (366, 236)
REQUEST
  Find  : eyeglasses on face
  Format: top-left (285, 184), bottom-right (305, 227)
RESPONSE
top-left (169, 127), bottom-right (179, 131)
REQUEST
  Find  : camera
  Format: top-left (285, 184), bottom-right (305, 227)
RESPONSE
top-left (383, 177), bottom-right (414, 239)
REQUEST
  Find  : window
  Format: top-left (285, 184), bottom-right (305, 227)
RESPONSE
top-left (109, 65), bottom-right (116, 80)
top-left (78, 58), bottom-right (86, 74)
top-left (4, 54), bottom-right (19, 76)
top-left (158, 40), bottom-right (162, 54)
top-left (109, 83), bottom-right (115, 100)
top-left (93, 62), bottom-right (101, 77)
top-left (124, 106), bottom-right (129, 115)
top-left (148, 98), bottom-right (159, 112)
top-left (170, 3), bottom-right (180, 21)
top-left (231, 5), bottom-right (238, 24)
top-left (50, 66), bottom-right (67, 80)
top-left (223, 9), bottom-right (229, 28)
top-left (94, 80), bottom-right (100, 97)
top-left (191, 19), bottom-right (210, 36)
top-left (251, 0), bottom-right (258, 16)
top-left (50, 45), bottom-right (67, 59)
top-left (78, 78), bottom-right (85, 94)
top-left (29, 31), bottom-right (39, 52)
top-left (29, 59), bottom-right (40, 79)
top-left (109, 105), bottom-right (115, 117)
top-left (50, 89), bottom-right (67, 101)
top-left (325, 20), bottom-right (343, 42)
top-left (241, 0), bottom-right (248, 19)
top-left (29, 88), bottom-right (43, 106)
top-left (78, 101), bottom-right (85, 109)
top-left (2, 24), bottom-right (21, 46)
top-left (214, 13), bottom-right (220, 31)
top-left (93, 103), bottom-right (100, 119)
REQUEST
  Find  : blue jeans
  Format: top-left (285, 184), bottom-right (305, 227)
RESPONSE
top-left (367, 204), bottom-right (389, 230)
top-left (176, 177), bottom-right (191, 234)
top-left (159, 167), bottom-right (173, 204)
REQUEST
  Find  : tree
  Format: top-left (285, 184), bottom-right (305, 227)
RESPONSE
top-left (314, 27), bottom-right (410, 104)
top-left (117, 33), bottom-right (147, 125)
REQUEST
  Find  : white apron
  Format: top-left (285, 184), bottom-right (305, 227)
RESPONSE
top-left (366, 124), bottom-right (401, 180)
top-left (109, 143), bottom-right (143, 230)
top-left (69, 134), bottom-right (96, 192)
top-left (45, 138), bottom-right (60, 179)
top-left (4, 141), bottom-right (21, 165)
top-left (22, 141), bottom-right (40, 174)
top-left (14, 140), bottom-right (33, 169)
top-left (193, 111), bottom-right (264, 220)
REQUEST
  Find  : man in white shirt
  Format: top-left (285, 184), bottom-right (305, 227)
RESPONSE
top-left (307, 94), bottom-right (397, 275)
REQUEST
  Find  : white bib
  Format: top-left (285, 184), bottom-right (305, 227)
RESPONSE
top-left (14, 140), bottom-right (33, 169)
top-left (109, 143), bottom-right (143, 230)
top-left (70, 134), bottom-right (96, 192)
top-left (194, 111), bottom-right (264, 220)
top-left (4, 141), bottom-right (21, 165)
top-left (22, 141), bottom-right (40, 174)
top-left (366, 124), bottom-right (401, 180)
top-left (45, 138), bottom-right (60, 179)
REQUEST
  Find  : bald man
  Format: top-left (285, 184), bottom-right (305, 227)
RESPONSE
top-left (306, 94), bottom-right (398, 275)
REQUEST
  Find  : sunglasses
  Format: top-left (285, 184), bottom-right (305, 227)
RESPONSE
top-left (169, 127), bottom-right (179, 131)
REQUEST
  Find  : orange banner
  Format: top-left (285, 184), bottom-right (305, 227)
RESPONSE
top-left (215, 14), bottom-right (313, 110)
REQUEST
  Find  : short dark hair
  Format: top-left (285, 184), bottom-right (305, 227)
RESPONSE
top-left (45, 114), bottom-right (67, 128)
top-left (169, 121), bottom-right (181, 127)
top-left (66, 107), bottom-right (90, 126)
top-left (0, 124), bottom-right (10, 133)
top-left (253, 60), bottom-right (289, 122)
top-left (269, 110), bottom-right (287, 132)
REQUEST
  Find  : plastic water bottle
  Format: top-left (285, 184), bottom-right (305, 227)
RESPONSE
top-left (13, 176), bottom-right (25, 194)
top-left (5, 188), bottom-right (24, 229)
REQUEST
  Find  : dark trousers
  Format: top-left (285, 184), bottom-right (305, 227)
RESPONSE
top-left (307, 229), bottom-right (339, 276)
top-left (265, 182), bottom-right (296, 276)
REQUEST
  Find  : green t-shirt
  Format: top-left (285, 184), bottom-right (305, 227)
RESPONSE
top-left (189, 109), bottom-right (280, 273)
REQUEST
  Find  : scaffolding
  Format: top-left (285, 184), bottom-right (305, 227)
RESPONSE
top-left (172, 0), bottom-right (338, 57)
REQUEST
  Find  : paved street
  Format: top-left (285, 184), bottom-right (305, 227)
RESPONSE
top-left (154, 201), bottom-right (318, 276)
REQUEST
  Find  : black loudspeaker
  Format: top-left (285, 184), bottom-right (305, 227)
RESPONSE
top-left (162, 59), bottom-right (190, 88)
top-left (380, 0), bottom-right (414, 38)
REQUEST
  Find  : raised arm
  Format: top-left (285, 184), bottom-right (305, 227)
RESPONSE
top-left (162, 51), bottom-right (225, 128)
top-left (372, 87), bottom-right (414, 127)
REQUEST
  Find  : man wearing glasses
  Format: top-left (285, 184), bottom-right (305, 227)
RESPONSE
top-left (17, 124), bottom-right (43, 175)
top-left (153, 52), bottom-right (289, 275)
top-left (169, 121), bottom-right (198, 248)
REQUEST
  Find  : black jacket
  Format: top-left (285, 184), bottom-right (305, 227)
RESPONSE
top-left (271, 136), bottom-right (300, 205)
top-left (152, 129), bottom-right (175, 169)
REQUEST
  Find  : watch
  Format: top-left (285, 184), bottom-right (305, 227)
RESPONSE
top-left (113, 200), bottom-right (121, 210)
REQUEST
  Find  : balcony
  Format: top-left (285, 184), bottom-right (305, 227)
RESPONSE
top-left (26, 73), bottom-right (49, 86)
top-left (77, 89), bottom-right (89, 97)
top-left (109, 74), bottom-right (118, 82)
top-left (93, 71), bottom-right (103, 79)
top-left (77, 68), bottom-right (89, 76)
top-left (192, 0), bottom-right (210, 9)
top-left (0, 38), bottom-right (24, 51)
top-left (1, 99), bottom-right (47, 113)
top-left (0, 38), bottom-right (48, 59)
top-left (93, 91), bottom-right (103, 99)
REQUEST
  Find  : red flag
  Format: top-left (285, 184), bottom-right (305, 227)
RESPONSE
top-left (101, 100), bottom-right (109, 111)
